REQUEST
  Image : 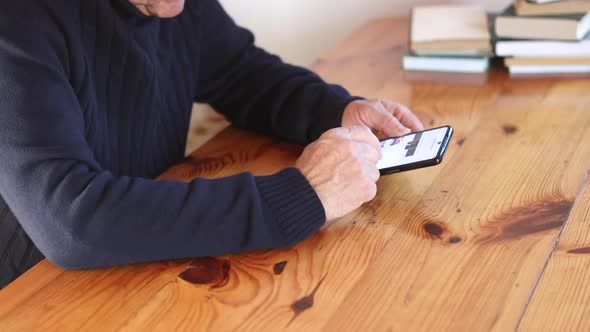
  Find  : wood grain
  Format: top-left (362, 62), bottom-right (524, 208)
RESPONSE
top-left (519, 175), bottom-right (590, 331)
top-left (321, 81), bottom-right (590, 331)
top-left (1, 17), bottom-right (590, 331)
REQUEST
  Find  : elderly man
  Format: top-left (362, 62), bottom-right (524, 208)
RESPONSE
top-left (0, 0), bottom-right (423, 288)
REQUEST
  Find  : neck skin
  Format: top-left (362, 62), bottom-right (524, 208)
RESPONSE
top-left (128, 0), bottom-right (186, 18)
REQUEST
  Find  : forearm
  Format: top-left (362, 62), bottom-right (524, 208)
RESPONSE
top-left (209, 47), bottom-right (360, 143)
top-left (2, 159), bottom-right (325, 269)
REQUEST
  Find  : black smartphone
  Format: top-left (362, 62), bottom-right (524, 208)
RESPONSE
top-left (377, 125), bottom-right (454, 175)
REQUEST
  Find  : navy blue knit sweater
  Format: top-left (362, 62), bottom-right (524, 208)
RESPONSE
top-left (0, 0), bottom-right (357, 282)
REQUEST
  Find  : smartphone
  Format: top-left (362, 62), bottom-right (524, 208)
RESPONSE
top-left (377, 125), bottom-right (454, 175)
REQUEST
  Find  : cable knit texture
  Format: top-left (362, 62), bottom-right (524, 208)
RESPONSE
top-left (0, 0), bottom-right (358, 287)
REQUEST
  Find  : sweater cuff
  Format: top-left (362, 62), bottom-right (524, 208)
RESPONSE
top-left (313, 84), bottom-right (364, 140)
top-left (255, 168), bottom-right (326, 247)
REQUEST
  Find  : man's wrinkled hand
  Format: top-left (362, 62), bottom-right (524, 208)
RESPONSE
top-left (342, 99), bottom-right (424, 139)
top-left (296, 126), bottom-right (381, 221)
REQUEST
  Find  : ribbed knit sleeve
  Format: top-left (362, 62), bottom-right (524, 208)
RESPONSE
top-left (193, 0), bottom-right (361, 145)
top-left (0, 1), bottom-right (326, 270)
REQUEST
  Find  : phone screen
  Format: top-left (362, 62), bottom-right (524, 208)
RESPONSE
top-left (377, 127), bottom-right (450, 171)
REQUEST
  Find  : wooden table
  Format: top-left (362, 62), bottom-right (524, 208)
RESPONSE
top-left (1, 17), bottom-right (590, 332)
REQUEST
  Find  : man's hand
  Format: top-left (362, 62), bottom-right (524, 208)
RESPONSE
top-left (342, 99), bottom-right (424, 139)
top-left (296, 126), bottom-right (381, 221)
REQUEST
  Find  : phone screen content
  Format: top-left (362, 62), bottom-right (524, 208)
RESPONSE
top-left (377, 127), bottom-right (449, 170)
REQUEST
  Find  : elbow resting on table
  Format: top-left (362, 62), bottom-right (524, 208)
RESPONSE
top-left (39, 231), bottom-right (107, 271)
top-left (34, 214), bottom-right (118, 271)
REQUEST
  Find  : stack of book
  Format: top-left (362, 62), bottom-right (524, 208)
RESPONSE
top-left (403, 5), bottom-right (492, 74)
top-left (495, 0), bottom-right (590, 75)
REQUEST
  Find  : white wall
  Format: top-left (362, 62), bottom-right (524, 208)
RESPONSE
top-left (218, 0), bottom-right (511, 66)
